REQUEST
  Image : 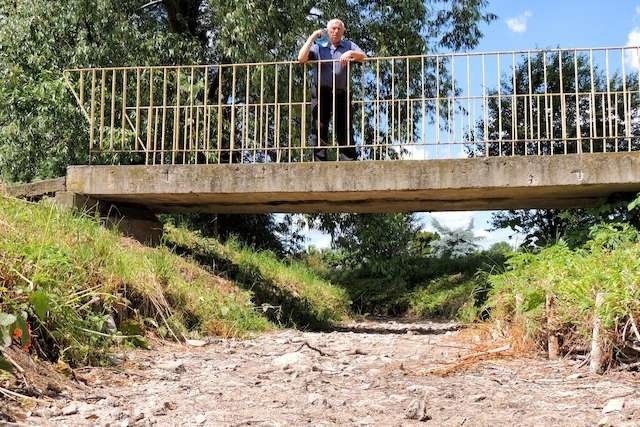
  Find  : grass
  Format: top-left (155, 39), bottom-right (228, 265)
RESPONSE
top-left (0, 196), bottom-right (271, 367)
top-left (164, 224), bottom-right (351, 329)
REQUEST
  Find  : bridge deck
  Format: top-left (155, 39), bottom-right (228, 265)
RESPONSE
top-left (64, 152), bottom-right (640, 213)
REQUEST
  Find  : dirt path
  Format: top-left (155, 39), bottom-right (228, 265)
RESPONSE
top-left (20, 320), bottom-right (640, 426)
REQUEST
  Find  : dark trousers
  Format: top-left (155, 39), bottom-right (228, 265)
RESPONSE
top-left (309, 86), bottom-right (357, 160)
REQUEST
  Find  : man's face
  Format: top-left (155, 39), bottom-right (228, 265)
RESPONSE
top-left (326, 21), bottom-right (344, 45)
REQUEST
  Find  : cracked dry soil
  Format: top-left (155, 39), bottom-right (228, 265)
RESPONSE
top-left (21, 320), bottom-right (640, 426)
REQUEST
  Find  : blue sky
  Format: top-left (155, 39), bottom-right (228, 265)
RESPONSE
top-left (305, 1), bottom-right (640, 250)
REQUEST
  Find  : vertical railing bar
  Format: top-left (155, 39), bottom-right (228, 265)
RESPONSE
top-left (302, 64), bottom-right (307, 161)
top-left (259, 65), bottom-right (264, 163)
top-left (173, 67), bottom-right (181, 165)
top-left (244, 65), bottom-right (250, 161)
top-left (497, 54), bottom-right (502, 156)
top-left (344, 61), bottom-right (350, 161)
top-left (121, 70), bottom-right (127, 152)
top-left (274, 64), bottom-right (280, 162)
top-left (467, 55), bottom-right (471, 151)
top-left (194, 72), bottom-right (201, 164)
top-left (99, 69), bottom-right (107, 150)
top-left (606, 49), bottom-right (612, 152)
top-left (188, 67), bottom-right (195, 162)
top-left (90, 69), bottom-right (96, 155)
top-left (511, 52), bottom-right (516, 155)
top-left (135, 68), bottom-right (141, 152)
top-left (360, 61), bottom-right (365, 160)
top-left (202, 66), bottom-right (210, 164)
top-left (288, 62), bottom-right (293, 163)
top-left (153, 103), bottom-right (160, 165)
top-left (450, 55), bottom-right (455, 155)
top-left (558, 51), bottom-right (567, 154)
top-left (230, 65), bottom-right (237, 163)
top-left (527, 51), bottom-right (533, 155)
top-left (146, 68), bottom-right (154, 164)
top-left (375, 59), bottom-right (380, 160)
top-left (421, 56), bottom-right (426, 157)
top-left (544, 53), bottom-right (554, 155)
top-left (391, 59), bottom-right (396, 159)
top-left (332, 60), bottom-right (337, 158)
top-left (482, 54), bottom-right (488, 157)
top-left (161, 67), bottom-right (168, 165)
top-left (574, 50), bottom-right (581, 154)
top-left (216, 66), bottom-right (223, 164)
top-left (110, 69), bottom-right (116, 151)
top-left (436, 56), bottom-right (441, 148)
top-left (621, 47), bottom-right (631, 151)
top-left (406, 57), bottom-right (410, 152)
top-left (589, 49), bottom-right (595, 153)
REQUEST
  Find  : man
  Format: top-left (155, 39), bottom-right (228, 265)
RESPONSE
top-left (298, 19), bottom-right (366, 161)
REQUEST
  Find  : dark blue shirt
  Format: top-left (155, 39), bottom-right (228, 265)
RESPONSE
top-left (308, 39), bottom-right (364, 90)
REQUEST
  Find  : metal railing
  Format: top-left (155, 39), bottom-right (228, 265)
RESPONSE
top-left (63, 46), bottom-right (640, 164)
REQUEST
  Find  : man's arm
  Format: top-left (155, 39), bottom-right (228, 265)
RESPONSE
top-left (339, 42), bottom-right (367, 65)
top-left (298, 29), bottom-right (324, 63)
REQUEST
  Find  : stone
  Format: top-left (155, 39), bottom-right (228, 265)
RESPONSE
top-left (602, 398), bottom-right (625, 414)
top-left (405, 398), bottom-right (431, 422)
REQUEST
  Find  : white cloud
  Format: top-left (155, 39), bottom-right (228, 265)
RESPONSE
top-left (625, 28), bottom-right (640, 70)
top-left (506, 11), bottom-right (532, 34)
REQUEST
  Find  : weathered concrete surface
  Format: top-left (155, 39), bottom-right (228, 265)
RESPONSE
top-left (5, 177), bottom-right (66, 200)
top-left (66, 153), bottom-right (640, 213)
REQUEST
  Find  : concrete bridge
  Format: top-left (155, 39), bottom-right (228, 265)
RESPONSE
top-left (17, 46), bottom-right (640, 226)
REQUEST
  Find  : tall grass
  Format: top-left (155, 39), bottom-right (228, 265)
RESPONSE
top-left (0, 196), bottom-right (270, 366)
top-left (485, 223), bottom-right (640, 364)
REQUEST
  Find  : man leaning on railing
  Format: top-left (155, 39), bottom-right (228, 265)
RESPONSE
top-left (298, 18), bottom-right (367, 161)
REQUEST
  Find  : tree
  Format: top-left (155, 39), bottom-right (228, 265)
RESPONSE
top-left (470, 50), bottom-right (640, 248)
top-left (429, 218), bottom-right (482, 257)
top-left (309, 213), bottom-right (421, 271)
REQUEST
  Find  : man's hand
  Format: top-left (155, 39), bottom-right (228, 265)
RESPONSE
top-left (339, 50), bottom-right (355, 65)
top-left (311, 29), bottom-right (325, 40)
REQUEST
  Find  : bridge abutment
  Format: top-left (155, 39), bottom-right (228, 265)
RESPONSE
top-left (55, 192), bottom-right (163, 246)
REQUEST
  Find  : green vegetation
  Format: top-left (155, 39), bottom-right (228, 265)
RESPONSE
top-left (485, 223), bottom-right (640, 365)
top-left (164, 225), bottom-right (351, 329)
top-left (0, 196), bottom-right (271, 368)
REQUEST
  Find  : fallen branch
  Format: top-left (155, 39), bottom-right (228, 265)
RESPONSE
top-left (613, 361), bottom-right (640, 372)
top-left (1, 350), bottom-right (24, 374)
top-left (295, 341), bottom-right (332, 357)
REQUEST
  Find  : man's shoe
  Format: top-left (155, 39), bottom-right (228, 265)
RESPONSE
top-left (339, 152), bottom-right (355, 161)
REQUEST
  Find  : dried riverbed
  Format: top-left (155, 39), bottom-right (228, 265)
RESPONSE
top-left (16, 319), bottom-right (640, 426)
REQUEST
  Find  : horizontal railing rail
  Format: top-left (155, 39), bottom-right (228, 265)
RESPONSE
top-left (63, 46), bottom-right (640, 165)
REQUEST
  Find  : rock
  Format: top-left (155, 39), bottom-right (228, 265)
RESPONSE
top-left (60, 404), bottom-right (79, 416)
top-left (307, 393), bottom-right (327, 406)
top-left (194, 414), bottom-right (207, 424)
top-left (470, 394), bottom-right (487, 402)
top-left (602, 398), bottom-right (625, 414)
top-left (158, 360), bottom-right (186, 373)
top-left (186, 339), bottom-right (208, 347)
top-left (566, 373), bottom-right (585, 380)
top-left (405, 398), bottom-right (431, 422)
top-left (272, 352), bottom-right (309, 370)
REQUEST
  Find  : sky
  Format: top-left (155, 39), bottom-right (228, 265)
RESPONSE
top-left (305, 1), bottom-right (640, 250)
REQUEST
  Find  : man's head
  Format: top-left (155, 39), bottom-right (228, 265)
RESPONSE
top-left (326, 19), bottom-right (345, 45)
